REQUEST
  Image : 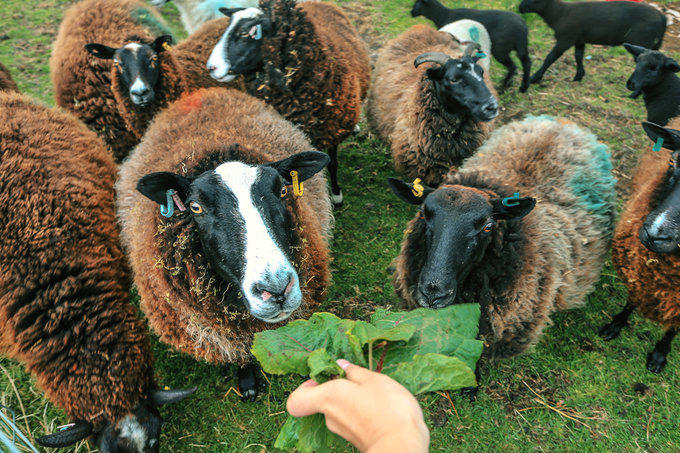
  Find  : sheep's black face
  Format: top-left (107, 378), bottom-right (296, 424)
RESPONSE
top-left (207, 7), bottom-right (273, 83)
top-left (137, 151), bottom-right (329, 323)
top-left (428, 57), bottom-right (498, 122)
top-left (410, 0), bottom-right (428, 17)
top-left (388, 180), bottom-right (536, 309)
top-left (85, 35), bottom-right (172, 106)
top-left (98, 404), bottom-right (161, 453)
top-left (625, 44), bottom-right (680, 99)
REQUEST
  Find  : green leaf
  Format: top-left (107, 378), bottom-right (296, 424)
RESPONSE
top-left (274, 416), bottom-right (300, 450)
top-left (308, 348), bottom-right (344, 383)
top-left (297, 414), bottom-right (343, 453)
top-left (390, 353), bottom-right (478, 395)
top-left (350, 319), bottom-right (416, 346)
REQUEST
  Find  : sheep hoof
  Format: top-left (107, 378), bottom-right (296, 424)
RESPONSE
top-left (529, 74), bottom-right (543, 84)
top-left (460, 386), bottom-right (478, 402)
top-left (573, 73), bottom-right (584, 82)
top-left (519, 84), bottom-right (529, 93)
top-left (598, 321), bottom-right (623, 341)
top-left (238, 363), bottom-right (265, 402)
top-left (331, 190), bottom-right (344, 207)
top-left (646, 350), bottom-right (667, 374)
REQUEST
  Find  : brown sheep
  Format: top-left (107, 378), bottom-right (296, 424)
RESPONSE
top-left (0, 91), bottom-right (192, 453)
top-left (207, 0), bottom-right (371, 205)
top-left (0, 61), bottom-right (17, 92)
top-left (116, 87), bottom-right (332, 399)
top-left (367, 24), bottom-right (498, 186)
top-left (389, 116), bottom-right (616, 362)
top-left (599, 119), bottom-right (680, 373)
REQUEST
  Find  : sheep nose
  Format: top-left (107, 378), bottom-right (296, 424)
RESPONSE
top-left (131, 85), bottom-right (149, 97)
top-left (257, 274), bottom-right (296, 305)
top-left (418, 282), bottom-right (452, 308)
top-left (207, 64), bottom-right (216, 73)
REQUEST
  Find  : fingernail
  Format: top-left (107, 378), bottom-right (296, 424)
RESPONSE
top-left (301, 379), bottom-right (318, 387)
top-left (336, 359), bottom-right (351, 370)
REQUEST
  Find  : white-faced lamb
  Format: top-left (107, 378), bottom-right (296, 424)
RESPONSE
top-left (206, 0), bottom-right (371, 205)
top-left (150, 0), bottom-right (258, 34)
top-left (389, 116), bottom-right (616, 361)
top-left (599, 120), bottom-right (680, 373)
top-left (367, 24), bottom-right (498, 186)
top-left (0, 91), bottom-right (193, 453)
top-left (116, 87), bottom-right (332, 399)
top-left (519, 0), bottom-right (666, 84)
top-left (624, 43), bottom-right (680, 127)
top-left (439, 19), bottom-right (492, 73)
top-left (411, 0), bottom-right (531, 92)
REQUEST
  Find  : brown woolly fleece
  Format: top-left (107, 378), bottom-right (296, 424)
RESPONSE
top-left (393, 117), bottom-right (616, 358)
top-left (116, 88), bottom-right (332, 365)
top-left (612, 119), bottom-right (680, 328)
top-left (0, 62), bottom-right (17, 92)
top-left (0, 92), bottom-right (153, 431)
top-left (367, 24), bottom-right (498, 186)
top-left (242, 0), bottom-right (370, 152)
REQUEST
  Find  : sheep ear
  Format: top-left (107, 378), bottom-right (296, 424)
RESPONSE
top-left (85, 43), bottom-right (116, 59)
top-left (426, 66), bottom-right (445, 81)
top-left (387, 177), bottom-right (435, 205)
top-left (151, 35), bottom-right (173, 53)
top-left (624, 43), bottom-right (647, 59)
top-left (137, 172), bottom-right (192, 205)
top-left (219, 7), bottom-right (245, 17)
top-left (664, 57), bottom-right (680, 73)
top-left (642, 121), bottom-right (680, 151)
top-left (490, 197), bottom-right (536, 220)
top-left (36, 420), bottom-right (93, 448)
top-left (268, 151), bottom-right (330, 183)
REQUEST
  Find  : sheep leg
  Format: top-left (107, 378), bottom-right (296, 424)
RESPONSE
top-left (573, 44), bottom-right (586, 82)
top-left (459, 361), bottom-right (481, 402)
top-left (518, 51), bottom-right (532, 93)
top-left (530, 42), bottom-right (571, 84)
top-left (496, 54), bottom-right (517, 90)
top-left (598, 302), bottom-right (635, 341)
top-left (646, 327), bottom-right (678, 374)
top-left (328, 145), bottom-right (343, 206)
top-left (236, 363), bottom-right (265, 402)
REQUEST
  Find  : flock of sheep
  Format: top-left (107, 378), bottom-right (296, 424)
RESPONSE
top-left (0, 0), bottom-right (679, 451)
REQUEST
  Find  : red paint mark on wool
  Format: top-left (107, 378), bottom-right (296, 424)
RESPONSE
top-left (178, 90), bottom-right (204, 113)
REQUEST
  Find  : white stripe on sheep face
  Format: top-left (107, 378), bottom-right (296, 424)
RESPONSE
top-left (136, 151), bottom-right (330, 324)
top-left (207, 7), bottom-right (267, 82)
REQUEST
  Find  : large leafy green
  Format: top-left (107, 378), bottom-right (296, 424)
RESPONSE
top-left (251, 304), bottom-right (483, 452)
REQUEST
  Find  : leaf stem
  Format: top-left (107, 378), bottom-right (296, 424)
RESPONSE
top-left (368, 341), bottom-right (374, 371)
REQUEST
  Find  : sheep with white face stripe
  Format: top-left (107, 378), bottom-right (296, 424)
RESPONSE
top-left (117, 88), bottom-right (333, 399)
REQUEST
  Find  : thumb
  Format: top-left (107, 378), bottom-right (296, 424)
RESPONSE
top-left (337, 359), bottom-right (374, 384)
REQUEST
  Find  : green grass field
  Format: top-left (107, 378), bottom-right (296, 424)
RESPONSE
top-left (1, 0), bottom-right (680, 451)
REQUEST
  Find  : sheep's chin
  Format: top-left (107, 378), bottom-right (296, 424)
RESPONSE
top-left (213, 73), bottom-right (238, 83)
top-left (259, 311), bottom-right (294, 324)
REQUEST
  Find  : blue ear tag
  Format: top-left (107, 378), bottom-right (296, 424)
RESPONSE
top-left (502, 192), bottom-right (520, 207)
top-left (249, 23), bottom-right (262, 40)
top-left (160, 189), bottom-right (175, 218)
top-left (653, 137), bottom-right (664, 152)
top-left (476, 52), bottom-right (486, 58)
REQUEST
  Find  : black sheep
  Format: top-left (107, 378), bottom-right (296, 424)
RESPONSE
top-left (411, 0), bottom-right (531, 92)
top-left (519, 0), bottom-right (666, 84)
top-left (625, 43), bottom-right (680, 127)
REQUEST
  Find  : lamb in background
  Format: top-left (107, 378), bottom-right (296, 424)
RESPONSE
top-left (519, 0), bottom-right (666, 84)
top-left (599, 120), bottom-right (680, 373)
top-left (116, 88), bottom-right (333, 400)
top-left (411, 0), bottom-right (531, 92)
top-left (625, 43), bottom-right (680, 127)
top-left (389, 116), bottom-right (616, 360)
top-left (367, 24), bottom-right (498, 186)
top-left (0, 91), bottom-right (193, 453)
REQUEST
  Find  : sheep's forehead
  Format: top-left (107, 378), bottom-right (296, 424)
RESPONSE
top-left (118, 415), bottom-right (149, 451)
top-left (430, 186), bottom-right (491, 211)
top-left (123, 42), bottom-right (143, 56)
top-left (638, 52), bottom-right (665, 67)
top-left (229, 7), bottom-right (265, 34)
top-left (215, 162), bottom-right (259, 196)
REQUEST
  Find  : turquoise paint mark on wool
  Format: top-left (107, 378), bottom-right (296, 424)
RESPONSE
top-left (468, 26), bottom-right (480, 43)
top-left (130, 7), bottom-right (174, 40)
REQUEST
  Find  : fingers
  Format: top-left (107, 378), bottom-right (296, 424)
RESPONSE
top-left (337, 359), bottom-right (374, 384)
top-left (287, 378), bottom-right (351, 417)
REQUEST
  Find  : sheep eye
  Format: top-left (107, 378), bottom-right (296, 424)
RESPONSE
top-left (150, 54), bottom-right (158, 61)
top-left (482, 222), bottom-right (495, 233)
top-left (280, 186), bottom-right (288, 197)
top-left (189, 201), bottom-right (203, 214)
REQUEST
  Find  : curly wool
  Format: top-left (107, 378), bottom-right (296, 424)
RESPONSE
top-left (242, 0), bottom-right (370, 152)
top-left (116, 88), bottom-right (332, 365)
top-left (367, 24), bottom-right (498, 186)
top-left (612, 118), bottom-right (680, 328)
top-left (0, 92), bottom-right (153, 432)
top-left (0, 62), bottom-right (17, 92)
top-left (393, 116), bottom-right (617, 358)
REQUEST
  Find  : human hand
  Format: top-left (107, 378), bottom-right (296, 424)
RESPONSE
top-left (286, 359), bottom-right (430, 453)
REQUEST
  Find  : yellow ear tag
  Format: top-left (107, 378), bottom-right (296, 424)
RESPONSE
top-left (411, 178), bottom-right (424, 198)
top-left (162, 42), bottom-right (173, 52)
top-left (291, 170), bottom-right (304, 196)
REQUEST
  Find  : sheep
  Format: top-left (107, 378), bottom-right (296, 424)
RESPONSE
top-left (206, 0), bottom-right (371, 205)
top-left (150, 0), bottom-right (258, 34)
top-left (389, 115), bottom-right (617, 360)
top-left (411, 0), bottom-right (531, 92)
top-left (0, 61), bottom-right (17, 92)
top-left (0, 91), bottom-right (193, 453)
top-left (519, 0), bottom-right (666, 84)
top-left (439, 19), bottom-right (492, 73)
top-left (51, 0), bottom-right (240, 163)
top-left (624, 43), bottom-right (680, 127)
top-left (116, 87), bottom-right (333, 399)
top-left (599, 120), bottom-right (680, 373)
top-left (366, 24), bottom-right (498, 186)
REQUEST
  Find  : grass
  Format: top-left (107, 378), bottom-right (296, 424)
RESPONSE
top-left (1, 0), bottom-right (679, 452)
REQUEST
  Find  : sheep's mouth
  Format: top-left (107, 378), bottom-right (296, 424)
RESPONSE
top-left (259, 311), bottom-right (293, 323)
